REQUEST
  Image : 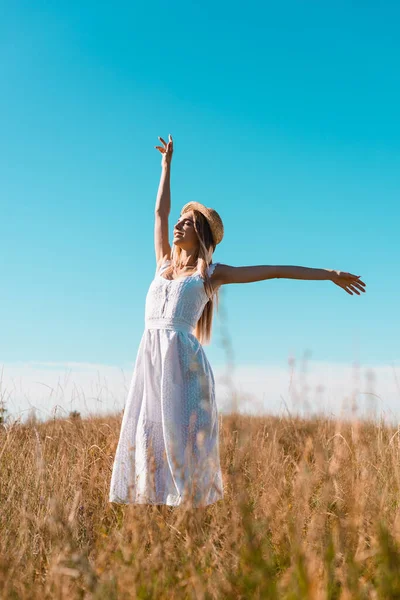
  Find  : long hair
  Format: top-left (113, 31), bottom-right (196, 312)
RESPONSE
top-left (160, 209), bottom-right (220, 346)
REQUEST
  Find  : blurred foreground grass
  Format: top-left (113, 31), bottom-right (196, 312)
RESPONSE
top-left (1, 410), bottom-right (400, 599)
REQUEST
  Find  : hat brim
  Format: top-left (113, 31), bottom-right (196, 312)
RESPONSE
top-left (180, 202), bottom-right (224, 245)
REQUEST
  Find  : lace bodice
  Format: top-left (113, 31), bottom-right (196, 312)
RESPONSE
top-left (144, 261), bottom-right (219, 333)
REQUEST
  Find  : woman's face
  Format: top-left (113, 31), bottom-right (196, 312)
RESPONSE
top-left (173, 211), bottom-right (198, 249)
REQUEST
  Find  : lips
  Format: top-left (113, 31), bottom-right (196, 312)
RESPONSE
top-left (174, 232), bottom-right (183, 236)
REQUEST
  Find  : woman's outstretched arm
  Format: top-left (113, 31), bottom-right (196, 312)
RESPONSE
top-left (212, 264), bottom-right (366, 296)
top-left (154, 134), bottom-right (173, 266)
top-left (275, 265), bottom-right (333, 280)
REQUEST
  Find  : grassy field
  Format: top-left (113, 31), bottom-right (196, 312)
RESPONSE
top-left (1, 408), bottom-right (400, 599)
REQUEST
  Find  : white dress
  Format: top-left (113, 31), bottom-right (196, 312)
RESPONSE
top-left (108, 259), bottom-right (224, 507)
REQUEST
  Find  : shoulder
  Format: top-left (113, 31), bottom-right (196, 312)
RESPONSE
top-left (157, 255), bottom-right (171, 269)
top-left (206, 263), bottom-right (238, 286)
top-left (155, 257), bottom-right (171, 276)
top-left (205, 262), bottom-right (229, 287)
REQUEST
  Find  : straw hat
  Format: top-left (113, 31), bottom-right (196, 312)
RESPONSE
top-left (180, 201), bottom-right (224, 246)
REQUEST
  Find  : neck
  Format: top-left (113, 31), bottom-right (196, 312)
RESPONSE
top-left (178, 248), bottom-right (198, 268)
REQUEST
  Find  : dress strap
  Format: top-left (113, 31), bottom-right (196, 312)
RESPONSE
top-left (207, 262), bottom-right (220, 277)
top-left (155, 259), bottom-right (171, 277)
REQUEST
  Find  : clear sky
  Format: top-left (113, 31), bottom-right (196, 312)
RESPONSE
top-left (1, 2), bottom-right (399, 421)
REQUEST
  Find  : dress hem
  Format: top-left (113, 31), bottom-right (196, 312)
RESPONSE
top-left (108, 495), bottom-right (224, 507)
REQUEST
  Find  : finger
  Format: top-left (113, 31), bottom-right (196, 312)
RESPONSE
top-left (351, 283), bottom-right (365, 292)
top-left (352, 281), bottom-right (366, 293)
top-left (169, 133), bottom-right (173, 142)
top-left (350, 277), bottom-right (366, 289)
top-left (346, 273), bottom-right (366, 287)
top-left (352, 275), bottom-right (365, 285)
top-left (342, 279), bottom-right (360, 294)
top-left (155, 146), bottom-right (165, 153)
top-left (348, 285), bottom-right (360, 295)
top-left (159, 136), bottom-right (167, 147)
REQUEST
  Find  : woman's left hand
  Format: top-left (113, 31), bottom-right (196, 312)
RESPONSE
top-left (330, 271), bottom-right (367, 295)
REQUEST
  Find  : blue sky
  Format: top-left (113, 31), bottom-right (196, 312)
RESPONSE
top-left (1, 2), bottom-right (399, 420)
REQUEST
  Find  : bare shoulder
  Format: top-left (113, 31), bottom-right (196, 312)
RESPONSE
top-left (155, 251), bottom-right (172, 271)
top-left (210, 263), bottom-right (278, 285)
top-left (156, 253), bottom-right (172, 272)
top-left (209, 263), bottom-right (234, 286)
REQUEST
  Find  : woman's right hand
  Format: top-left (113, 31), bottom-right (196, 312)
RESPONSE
top-left (155, 134), bottom-right (173, 169)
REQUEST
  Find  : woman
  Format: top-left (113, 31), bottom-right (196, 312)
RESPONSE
top-left (108, 134), bottom-right (366, 508)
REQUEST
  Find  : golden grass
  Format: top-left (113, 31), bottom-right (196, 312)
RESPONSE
top-left (1, 408), bottom-right (400, 599)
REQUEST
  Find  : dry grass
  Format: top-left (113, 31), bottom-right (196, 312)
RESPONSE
top-left (1, 408), bottom-right (400, 599)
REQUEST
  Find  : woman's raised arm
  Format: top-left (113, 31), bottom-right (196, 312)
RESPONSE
top-left (154, 134), bottom-right (173, 266)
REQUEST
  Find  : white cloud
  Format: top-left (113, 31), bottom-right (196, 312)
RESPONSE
top-left (0, 358), bottom-right (399, 425)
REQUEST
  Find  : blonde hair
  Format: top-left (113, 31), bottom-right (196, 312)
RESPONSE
top-left (161, 209), bottom-right (220, 346)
